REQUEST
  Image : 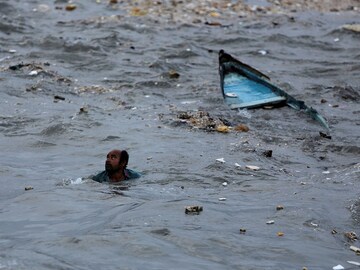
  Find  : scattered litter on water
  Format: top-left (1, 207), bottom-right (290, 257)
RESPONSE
top-left (239, 228), bottom-right (246, 234)
top-left (310, 222), bottom-right (319, 227)
top-left (168, 70), bottom-right (180, 79)
top-left (234, 124), bottom-right (249, 132)
top-left (218, 197), bottom-right (227, 201)
top-left (8, 49), bottom-right (16, 53)
top-left (345, 231), bottom-right (358, 241)
top-left (130, 7), bottom-right (147, 16)
top-left (266, 220), bottom-right (275, 224)
top-left (222, 182), bottom-right (228, 186)
top-left (29, 70), bottom-right (38, 76)
top-left (258, 50), bottom-right (267, 55)
top-left (216, 158), bottom-right (225, 163)
top-left (234, 163), bottom-right (241, 168)
top-left (333, 265), bottom-right (344, 270)
top-left (24, 186), bottom-right (33, 191)
top-left (277, 232), bottom-right (284, 236)
top-left (331, 229), bottom-right (338, 234)
top-left (185, 206), bottom-right (203, 215)
top-left (54, 95), bottom-right (65, 101)
top-left (319, 131), bottom-right (332, 139)
top-left (216, 125), bottom-right (230, 133)
top-left (347, 261), bottom-right (360, 266)
top-left (262, 150), bottom-right (272, 157)
top-left (350, 245), bottom-right (360, 254)
top-left (245, 165), bottom-right (260, 171)
top-left (276, 205), bottom-right (284, 210)
top-left (65, 4), bottom-right (77, 11)
top-left (79, 107), bottom-right (88, 114)
top-left (342, 24), bottom-right (360, 32)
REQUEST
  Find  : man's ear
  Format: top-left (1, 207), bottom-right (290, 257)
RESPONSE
top-left (119, 159), bottom-right (127, 167)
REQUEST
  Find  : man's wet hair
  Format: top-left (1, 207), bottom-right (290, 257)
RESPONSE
top-left (120, 150), bottom-right (129, 168)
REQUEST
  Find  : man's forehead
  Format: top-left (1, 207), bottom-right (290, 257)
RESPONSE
top-left (108, 150), bottom-right (121, 156)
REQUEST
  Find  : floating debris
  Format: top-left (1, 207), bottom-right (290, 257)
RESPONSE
top-left (277, 232), bottom-right (284, 237)
top-left (258, 50), bottom-right (267, 55)
top-left (204, 21), bottom-right (222, 26)
top-left (219, 50), bottom-right (329, 130)
top-left (276, 205), bottom-right (284, 211)
top-left (310, 222), bottom-right (319, 227)
top-left (216, 125), bottom-right (230, 133)
top-left (319, 131), bottom-right (332, 139)
top-left (79, 107), bottom-right (88, 114)
top-left (342, 24), bottom-right (360, 32)
top-left (216, 158), bottom-right (225, 163)
top-left (29, 70), bottom-right (38, 76)
top-left (333, 265), bottom-right (344, 270)
top-left (347, 261), bottom-right (360, 266)
top-left (130, 7), bottom-right (147, 16)
top-left (245, 165), bottom-right (260, 171)
top-left (234, 124), bottom-right (249, 132)
top-left (331, 229), bottom-right (338, 234)
top-left (222, 182), bottom-right (228, 187)
top-left (54, 95), bottom-right (65, 101)
top-left (350, 245), bottom-right (360, 254)
top-left (266, 220), bottom-right (275, 225)
top-left (218, 197), bottom-right (227, 201)
top-left (239, 228), bottom-right (246, 234)
top-left (65, 4), bottom-right (77, 11)
top-left (168, 70), bottom-right (180, 79)
top-left (76, 85), bottom-right (111, 94)
top-left (262, 150), bottom-right (273, 157)
top-left (175, 110), bottom-right (231, 132)
top-left (25, 186), bottom-right (33, 191)
top-left (345, 231), bottom-right (358, 241)
top-left (234, 163), bottom-right (241, 168)
top-left (185, 205), bottom-right (203, 215)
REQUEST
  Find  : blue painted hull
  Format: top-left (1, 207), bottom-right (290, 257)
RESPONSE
top-left (218, 50), bottom-right (329, 130)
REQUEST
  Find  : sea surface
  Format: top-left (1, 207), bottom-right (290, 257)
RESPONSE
top-left (0, 1), bottom-right (360, 269)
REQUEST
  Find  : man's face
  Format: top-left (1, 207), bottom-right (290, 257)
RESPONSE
top-left (105, 150), bottom-right (121, 173)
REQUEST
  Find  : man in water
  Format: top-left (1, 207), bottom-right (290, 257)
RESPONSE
top-left (91, 149), bottom-right (141, 183)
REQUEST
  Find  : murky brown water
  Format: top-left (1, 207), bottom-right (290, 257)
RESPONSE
top-left (0, 1), bottom-right (360, 269)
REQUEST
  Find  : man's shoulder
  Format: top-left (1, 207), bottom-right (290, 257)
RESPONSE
top-left (125, 169), bottom-right (141, 180)
top-left (91, 171), bottom-right (109, 183)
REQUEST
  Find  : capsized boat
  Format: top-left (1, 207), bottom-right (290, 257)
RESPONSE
top-left (218, 50), bottom-right (329, 130)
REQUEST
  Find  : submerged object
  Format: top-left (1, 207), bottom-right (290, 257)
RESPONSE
top-left (185, 206), bottom-right (203, 215)
top-left (218, 50), bottom-right (329, 130)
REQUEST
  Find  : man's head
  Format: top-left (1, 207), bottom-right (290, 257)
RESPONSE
top-left (105, 149), bottom-right (129, 174)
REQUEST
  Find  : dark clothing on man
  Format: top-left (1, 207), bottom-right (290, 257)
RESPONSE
top-left (91, 169), bottom-right (141, 183)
